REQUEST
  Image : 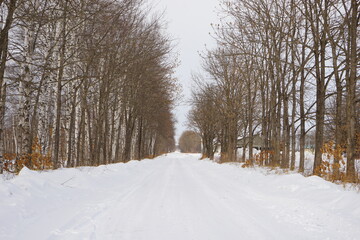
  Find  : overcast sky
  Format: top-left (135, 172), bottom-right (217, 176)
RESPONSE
top-left (152, 0), bottom-right (220, 141)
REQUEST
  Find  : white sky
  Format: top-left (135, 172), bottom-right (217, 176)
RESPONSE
top-left (152, 0), bottom-right (220, 142)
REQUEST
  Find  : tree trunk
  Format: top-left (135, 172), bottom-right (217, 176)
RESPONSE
top-left (345, 0), bottom-right (358, 181)
top-left (123, 111), bottom-right (135, 162)
top-left (0, 83), bottom-right (6, 173)
top-left (0, 0), bottom-right (17, 173)
top-left (53, 1), bottom-right (68, 168)
top-left (312, 1), bottom-right (328, 176)
top-left (67, 92), bottom-right (77, 167)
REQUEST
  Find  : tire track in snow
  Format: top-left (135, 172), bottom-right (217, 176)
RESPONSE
top-left (2, 153), bottom-right (360, 240)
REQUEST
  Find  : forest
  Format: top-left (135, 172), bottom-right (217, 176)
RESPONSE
top-left (0, 0), bottom-right (177, 173)
top-left (189, 0), bottom-right (360, 182)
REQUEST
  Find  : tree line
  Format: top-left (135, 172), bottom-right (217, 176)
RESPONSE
top-left (178, 130), bottom-right (201, 153)
top-left (189, 0), bottom-right (359, 182)
top-left (0, 0), bottom-right (177, 173)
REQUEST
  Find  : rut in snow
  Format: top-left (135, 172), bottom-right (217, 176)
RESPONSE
top-left (1, 152), bottom-right (360, 240)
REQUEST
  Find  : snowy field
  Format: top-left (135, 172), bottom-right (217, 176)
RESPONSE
top-left (1, 152), bottom-right (360, 240)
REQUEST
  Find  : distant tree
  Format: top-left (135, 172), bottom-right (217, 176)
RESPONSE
top-left (188, 81), bottom-right (219, 160)
top-left (178, 131), bottom-right (201, 153)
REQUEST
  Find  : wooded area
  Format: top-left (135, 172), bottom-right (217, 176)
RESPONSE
top-left (178, 130), bottom-right (201, 153)
top-left (0, 0), bottom-right (177, 173)
top-left (189, 0), bottom-right (359, 182)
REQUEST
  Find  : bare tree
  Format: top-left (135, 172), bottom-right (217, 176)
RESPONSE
top-left (0, 0), bottom-right (17, 173)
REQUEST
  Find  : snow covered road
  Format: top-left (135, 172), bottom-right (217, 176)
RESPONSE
top-left (1, 152), bottom-right (360, 240)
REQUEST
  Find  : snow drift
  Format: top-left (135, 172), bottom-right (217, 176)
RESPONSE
top-left (0, 152), bottom-right (359, 240)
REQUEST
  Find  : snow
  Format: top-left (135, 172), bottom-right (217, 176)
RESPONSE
top-left (236, 148), bottom-right (360, 177)
top-left (1, 152), bottom-right (360, 240)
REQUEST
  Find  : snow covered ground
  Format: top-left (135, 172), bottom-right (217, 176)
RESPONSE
top-left (236, 147), bottom-right (360, 176)
top-left (1, 152), bottom-right (360, 240)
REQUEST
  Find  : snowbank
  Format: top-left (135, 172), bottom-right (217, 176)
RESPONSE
top-left (0, 153), bottom-right (359, 240)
